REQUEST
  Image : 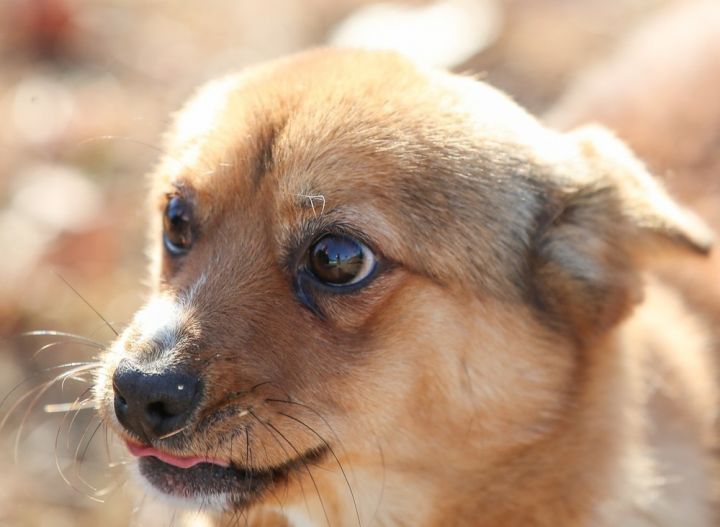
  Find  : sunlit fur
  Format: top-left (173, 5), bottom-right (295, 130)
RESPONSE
top-left (94, 49), bottom-right (718, 526)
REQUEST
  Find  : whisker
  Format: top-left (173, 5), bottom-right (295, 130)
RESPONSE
top-left (55, 388), bottom-right (92, 478)
top-left (74, 418), bottom-right (104, 492)
top-left (265, 398), bottom-right (342, 445)
top-left (53, 405), bottom-right (104, 503)
top-left (2, 383), bottom-right (49, 432)
top-left (372, 441), bottom-right (387, 524)
top-left (248, 410), bottom-right (312, 520)
top-left (66, 388), bottom-right (95, 450)
top-left (31, 339), bottom-right (103, 361)
top-left (0, 361), bottom-right (100, 412)
top-left (267, 397), bottom-right (365, 523)
top-left (60, 370), bottom-right (91, 391)
top-left (157, 424), bottom-right (190, 440)
top-left (108, 460), bottom-right (134, 468)
top-left (260, 416), bottom-right (332, 527)
top-left (91, 477), bottom-right (122, 499)
top-left (226, 508), bottom-right (238, 527)
top-left (71, 415), bottom-right (100, 488)
top-left (226, 447), bottom-right (252, 527)
top-left (44, 399), bottom-right (97, 414)
top-left (278, 411), bottom-right (361, 527)
top-left (14, 331), bottom-right (105, 348)
top-left (53, 271), bottom-right (119, 337)
top-left (9, 365), bottom-right (100, 461)
top-left (49, 395), bottom-right (98, 496)
top-left (104, 422), bottom-right (113, 464)
top-left (265, 398), bottom-right (356, 474)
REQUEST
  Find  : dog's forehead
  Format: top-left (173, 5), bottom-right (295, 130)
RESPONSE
top-left (155, 49), bottom-right (553, 205)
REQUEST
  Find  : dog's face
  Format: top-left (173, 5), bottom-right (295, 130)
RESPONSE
top-left (94, 49), bottom-right (711, 524)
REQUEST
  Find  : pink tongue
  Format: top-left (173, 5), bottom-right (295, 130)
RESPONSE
top-left (126, 441), bottom-right (230, 469)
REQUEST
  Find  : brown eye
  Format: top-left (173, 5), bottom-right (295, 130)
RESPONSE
top-left (163, 196), bottom-right (193, 255)
top-left (308, 234), bottom-right (375, 287)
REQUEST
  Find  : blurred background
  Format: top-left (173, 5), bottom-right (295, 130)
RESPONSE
top-left (1, 0), bottom-right (718, 525)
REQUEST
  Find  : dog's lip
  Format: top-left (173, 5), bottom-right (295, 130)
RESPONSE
top-left (131, 437), bottom-right (330, 508)
top-left (125, 439), bottom-right (230, 469)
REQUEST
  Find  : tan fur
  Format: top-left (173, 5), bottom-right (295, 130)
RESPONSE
top-left (95, 49), bottom-right (719, 526)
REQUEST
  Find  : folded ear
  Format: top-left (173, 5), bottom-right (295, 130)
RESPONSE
top-left (571, 125), bottom-right (713, 255)
top-left (531, 125), bottom-right (713, 342)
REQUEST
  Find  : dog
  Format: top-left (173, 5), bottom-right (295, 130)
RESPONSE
top-left (94, 48), bottom-right (719, 526)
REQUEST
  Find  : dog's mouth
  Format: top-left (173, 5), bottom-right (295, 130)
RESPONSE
top-left (125, 439), bottom-right (326, 509)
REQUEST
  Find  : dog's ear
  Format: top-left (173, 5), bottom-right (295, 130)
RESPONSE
top-left (571, 126), bottom-right (713, 255)
top-left (532, 125), bottom-right (713, 341)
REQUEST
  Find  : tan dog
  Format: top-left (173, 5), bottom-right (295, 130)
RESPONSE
top-left (94, 49), bottom-right (718, 526)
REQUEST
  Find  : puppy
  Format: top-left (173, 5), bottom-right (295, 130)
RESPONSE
top-left (94, 49), bottom-right (719, 526)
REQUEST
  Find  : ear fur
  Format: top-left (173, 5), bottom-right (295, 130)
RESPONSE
top-left (571, 125), bottom-right (713, 255)
top-left (531, 125), bottom-right (713, 342)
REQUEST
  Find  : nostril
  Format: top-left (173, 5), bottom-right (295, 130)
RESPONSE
top-left (147, 401), bottom-right (173, 420)
top-left (111, 358), bottom-right (201, 439)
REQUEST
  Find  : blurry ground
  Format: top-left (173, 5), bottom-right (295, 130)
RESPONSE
top-left (0, 0), bottom-right (706, 525)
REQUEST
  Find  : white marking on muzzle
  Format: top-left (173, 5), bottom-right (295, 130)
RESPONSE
top-left (130, 273), bottom-right (207, 361)
top-left (134, 296), bottom-right (185, 354)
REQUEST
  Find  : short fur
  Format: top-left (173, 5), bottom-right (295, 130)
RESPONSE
top-left (95, 49), bottom-right (718, 526)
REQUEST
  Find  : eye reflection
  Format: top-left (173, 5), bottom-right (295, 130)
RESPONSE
top-left (307, 234), bottom-right (375, 286)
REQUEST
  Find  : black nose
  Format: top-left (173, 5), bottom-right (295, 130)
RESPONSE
top-left (112, 358), bottom-right (201, 441)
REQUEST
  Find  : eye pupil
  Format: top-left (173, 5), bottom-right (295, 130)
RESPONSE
top-left (163, 196), bottom-right (193, 254)
top-left (309, 235), bottom-right (367, 285)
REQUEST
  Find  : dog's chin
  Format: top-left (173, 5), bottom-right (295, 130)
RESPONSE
top-left (132, 447), bottom-right (328, 512)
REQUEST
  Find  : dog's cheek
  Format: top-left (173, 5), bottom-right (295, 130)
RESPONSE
top-left (325, 280), bottom-right (471, 433)
top-left (354, 277), bottom-right (581, 453)
top-left (313, 270), bottom-right (406, 332)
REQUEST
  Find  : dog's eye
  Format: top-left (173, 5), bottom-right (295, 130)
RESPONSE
top-left (307, 234), bottom-right (375, 286)
top-left (163, 196), bottom-right (193, 255)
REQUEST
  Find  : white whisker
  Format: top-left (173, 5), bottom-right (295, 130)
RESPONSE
top-left (44, 400), bottom-right (98, 413)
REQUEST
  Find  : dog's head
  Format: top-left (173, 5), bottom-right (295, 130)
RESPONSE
top-left (94, 49), bottom-right (712, 523)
